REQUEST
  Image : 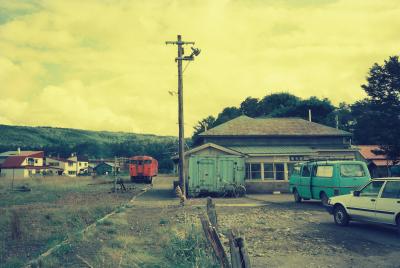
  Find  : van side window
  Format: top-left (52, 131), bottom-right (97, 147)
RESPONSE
top-left (301, 166), bottom-right (311, 177)
top-left (381, 181), bottom-right (400, 199)
top-left (340, 164), bottom-right (365, 177)
top-left (315, 165), bottom-right (333, 178)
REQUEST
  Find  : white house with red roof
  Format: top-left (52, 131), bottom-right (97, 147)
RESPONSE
top-left (0, 150), bottom-right (47, 179)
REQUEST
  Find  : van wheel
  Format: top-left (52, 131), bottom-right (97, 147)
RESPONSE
top-left (320, 192), bottom-right (329, 206)
top-left (293, 189), bottom-right (302, 203)
top-left (334, 205), bottom-right (349, 226)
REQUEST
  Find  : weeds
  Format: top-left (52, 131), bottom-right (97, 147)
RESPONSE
top-left (164, 224), bottom-right (218, 268)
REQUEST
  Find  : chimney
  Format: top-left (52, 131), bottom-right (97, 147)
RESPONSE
top-left (17, 147), bottom-right (21, 155)
top-left (308, 109), bottom-right (312, 122)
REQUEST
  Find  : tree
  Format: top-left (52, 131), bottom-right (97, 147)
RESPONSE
top-left (240, 97), bottom-right (260, 117)
top-left (360, 55), bottom-right (400, 164)
top-left (257, 92), bottom-right (300, 117)
top-left (213, 107), bottom-right (242, 126)
top-left (191, 116), bottom-right (216, 146)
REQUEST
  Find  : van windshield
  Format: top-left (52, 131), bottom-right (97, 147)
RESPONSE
top-left (340, 164), bottom-right (365, 177)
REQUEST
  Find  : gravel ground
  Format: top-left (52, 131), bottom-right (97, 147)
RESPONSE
top-left (153, 178), bottom-right (400, 268)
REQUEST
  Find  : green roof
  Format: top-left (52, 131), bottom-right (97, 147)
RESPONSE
top-left (199, 115), bottom-right (351, 137)
top-left (228, 146), bottom-right (317, 156)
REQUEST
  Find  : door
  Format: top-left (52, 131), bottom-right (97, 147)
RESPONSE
top-left (374, 181), bottom-right (400, 224)
top-left (347, 181), bottom-right (384, 221)
top-left (219, 159), bottom-right (234, 185)
top-left (299, 165), bottom-right (312, 198)
top-left (198, 159), bottom-right (216, 190)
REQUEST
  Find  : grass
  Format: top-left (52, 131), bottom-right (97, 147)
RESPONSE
top-left (0, 175), bottom-right (137, 268)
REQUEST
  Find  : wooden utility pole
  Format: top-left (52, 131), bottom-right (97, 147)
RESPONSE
top-left (166, 35), bottom-right (200, 196)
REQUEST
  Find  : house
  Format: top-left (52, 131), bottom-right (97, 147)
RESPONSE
top-left (93, 162), bottom-right (120, 175)
top-left (356, 145), bottom-right (399, 178)
top-left (177, 116), bottom-right (358, 193)
top-left (67, 155), bottom-right (89, 175)
top-left (0, 150), bottom-right (47, 179)
top-left (45, 157), bottom-right (78, 177)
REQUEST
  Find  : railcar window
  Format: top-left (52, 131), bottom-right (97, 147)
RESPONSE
top-left (340, 164), bottom-right (365, 177)
top-left (144, 160), bottom-right (152, 164)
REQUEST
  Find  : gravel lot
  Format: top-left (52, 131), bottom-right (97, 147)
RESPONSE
top-left (155, 177), bottom-right (400, 268)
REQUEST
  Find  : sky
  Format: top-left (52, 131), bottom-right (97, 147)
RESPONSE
top-left (0, 0), bottom-right (399, 136)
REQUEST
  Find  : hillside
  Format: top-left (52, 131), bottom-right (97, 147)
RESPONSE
top-left (0, 125), bottom-right (178, 171)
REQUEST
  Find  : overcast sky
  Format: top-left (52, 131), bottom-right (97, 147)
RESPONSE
top-left (0, 0), bottom-right (399, 136)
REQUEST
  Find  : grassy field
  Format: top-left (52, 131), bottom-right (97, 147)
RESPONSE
top-left (0, 175), bottom-right (139, 268)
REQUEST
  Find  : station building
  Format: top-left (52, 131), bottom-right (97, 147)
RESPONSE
top-left (179, 116), bottom-right (358, 193)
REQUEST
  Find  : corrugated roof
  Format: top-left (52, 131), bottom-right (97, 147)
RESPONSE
top-left (228, 146), bottom-right (317, 155)
top-left (199, 115), bottom-right (351, 137)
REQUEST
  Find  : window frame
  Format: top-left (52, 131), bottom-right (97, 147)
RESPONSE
top-left (380, 181), bottom-right (400, 199)
top-left (314, 165), bottom-right (334, 178)
top-left (340, 164), bottom-right (366, 178)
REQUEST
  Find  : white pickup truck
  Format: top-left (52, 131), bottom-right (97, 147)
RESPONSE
top-left (326, 178), bottom-right (400, 234)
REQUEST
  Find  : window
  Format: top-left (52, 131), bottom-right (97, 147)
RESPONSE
top-left (144, 160), bottom-right (152, 164)
top-left (27, 158), bottom-right (34, 165)
top-left (381, 181), bottom-right (400, 199)
top-left (250, 163), bottom-right (261, 179)
top-left (360, 181), bottom-right (384, 197)
top-left (263, 164), bottom-right (274, 179)
top-left (68, 162), bottom-right (73, 167)
top-left (301, 165), bottom-right (311, 177)
top-left (275, 163), bottom-right (285, 180)
top-left (315, 165), bottom-right (333, 178)
top-left (68, 171), bottom-right (76, 175)
top-left (79, 162), bottom-right (82, 166)
top-left (288, 163), bottom-right (299, 177)
top-left (34, 159), bottom-right (38, 164)
top-left (245, 163), bottom-right (262, 179)
top-left (340, 164), bottom-right (365, 177)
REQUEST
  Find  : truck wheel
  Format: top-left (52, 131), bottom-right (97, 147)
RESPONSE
top-left (334, 205), bottom-right (349, 226)
top-left (320, 192), bottom-right (329, 206)
top-left (293, 189), bottom-right (302, 203)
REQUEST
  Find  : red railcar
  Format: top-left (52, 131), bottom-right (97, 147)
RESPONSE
top-left (129, 156), bottom-right (158, 183)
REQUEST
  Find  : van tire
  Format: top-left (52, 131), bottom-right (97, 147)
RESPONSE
top-left (293, 189), bottom-right (302, 203)
top-left (320, 192), bottom-right (329, 206)
top-left (334, 205), bottom-right (349, 226)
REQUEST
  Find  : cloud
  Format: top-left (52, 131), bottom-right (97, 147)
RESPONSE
top-left (0, 0), bottom-right (399, 136)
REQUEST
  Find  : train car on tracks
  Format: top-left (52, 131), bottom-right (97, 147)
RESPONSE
top-left (129, 156), bottom-right (158, 183)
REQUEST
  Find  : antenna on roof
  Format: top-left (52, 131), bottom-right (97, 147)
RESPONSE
top-left (308, 109), bottom-right (312, 122)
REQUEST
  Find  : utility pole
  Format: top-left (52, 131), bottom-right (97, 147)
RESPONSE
top-left (166, 35), bottom-right (201, 197)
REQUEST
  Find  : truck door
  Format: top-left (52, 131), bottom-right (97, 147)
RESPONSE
top-left (299, 164), bottom-right (312, 199)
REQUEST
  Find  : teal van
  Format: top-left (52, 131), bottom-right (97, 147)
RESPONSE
top-left (289, 160), bottom-right (371, 205)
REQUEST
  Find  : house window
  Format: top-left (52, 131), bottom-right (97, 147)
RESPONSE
top-left (68, 162), bottom-right (73, 167)
top-left (84, 163), bottom-right (88, 166)
top-left (68, 171), bottom-right (76, 175)
top-left (34, 159), bottom-right (38, 164)
top-left (263, 163), bottom-right (274, 179)
top-left (245, 163), bottom-right (262, 180)
top-left (275, 163), bottom-right (285, 180)
top-left (27, 158), bottom-right (34, 165)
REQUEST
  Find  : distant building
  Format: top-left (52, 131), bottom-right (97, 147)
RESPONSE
top-left (176, 116), bottom-right (358, 193)
top-left (45, 157), bottom-right (78, 177)
top-left (0, 150), bottom-right (47, 179)
top-left (356, 145), bottom-right (399, 178)
top-left (67, 155), bottom-right (89, 175)
top-left (94, 162), bottom-right (120, 175)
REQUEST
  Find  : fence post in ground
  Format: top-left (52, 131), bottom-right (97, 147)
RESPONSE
top-left (228, 229), bottom-right (251, 268)
top-left (206, 197), bottom-right (218, 229)
top-left (199, 214), bottom-right (230, 268)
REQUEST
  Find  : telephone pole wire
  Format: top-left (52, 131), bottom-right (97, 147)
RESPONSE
top-left (166, 35), bottom-right (200, 197)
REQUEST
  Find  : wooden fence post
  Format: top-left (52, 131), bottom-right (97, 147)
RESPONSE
top-left (206, 197), bottom-right (218, 229)
top-left (228, 229), bottom-right (251, 268)
top-left (199, 214), bottom-right (230, 268)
